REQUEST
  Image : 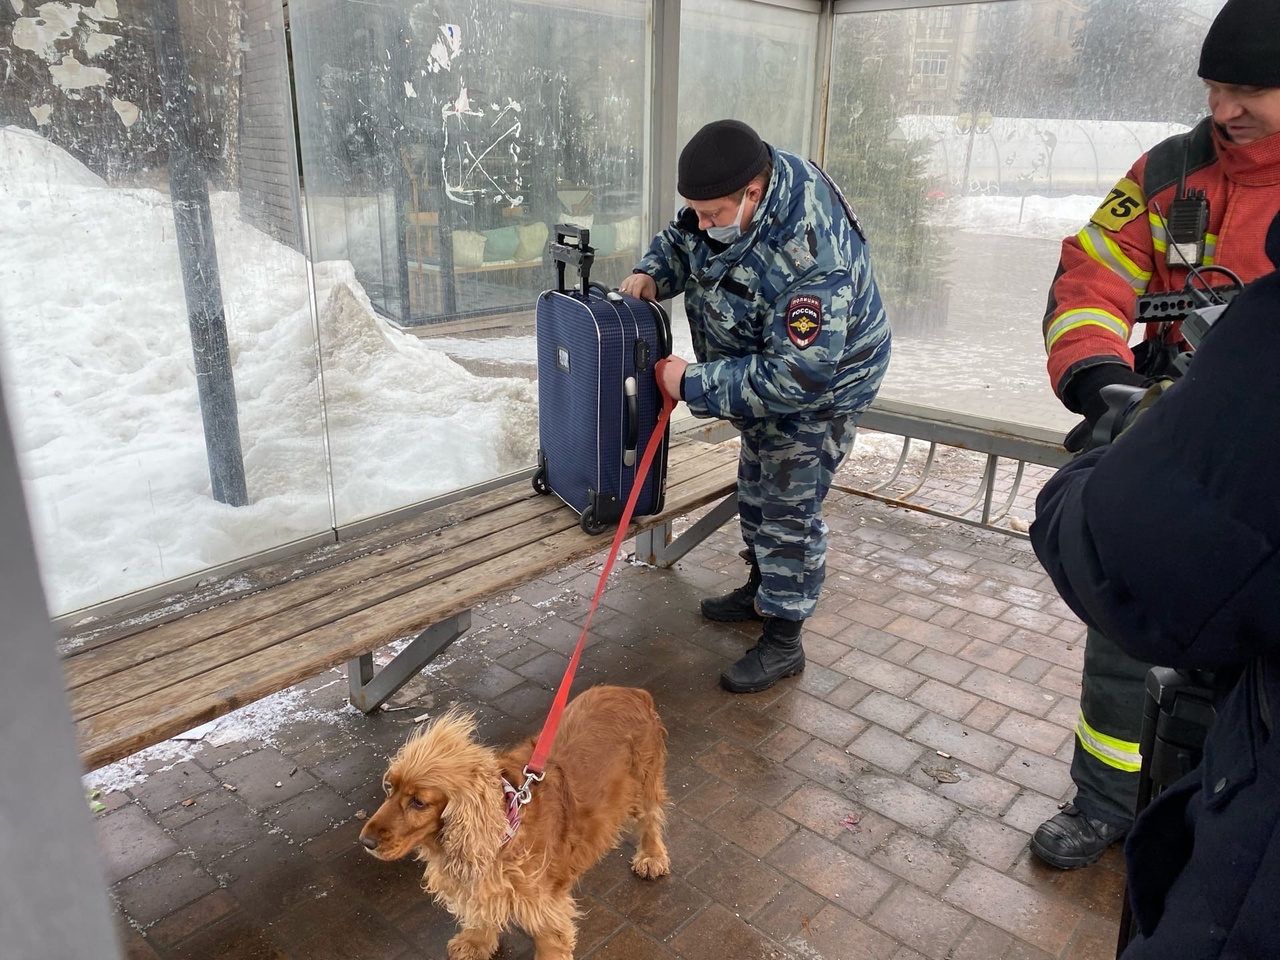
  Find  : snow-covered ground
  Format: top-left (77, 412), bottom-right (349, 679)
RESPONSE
top-left (942, 192), bottom-right (1099, 241)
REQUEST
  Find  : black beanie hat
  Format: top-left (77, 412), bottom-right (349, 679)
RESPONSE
top-left (1198, 0), bottom-right (1280, 87)
top-left (677, 119), bottom-right (770, 201)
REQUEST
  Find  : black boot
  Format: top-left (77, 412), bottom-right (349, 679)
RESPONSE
top-left (1030, 803), bottom-right (1128, 869)
top-left (701, 549), bottom-right (763, 622)
top-left (719, 617), bottom-right (805, 693)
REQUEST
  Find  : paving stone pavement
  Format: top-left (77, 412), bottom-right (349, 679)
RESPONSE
top-left (91, 455), bottom-right (1125, 960)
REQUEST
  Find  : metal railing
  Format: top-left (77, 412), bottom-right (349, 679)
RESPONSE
top-left (840, 397), bottom-right (1071, 539)
top-left (664, 397), bottom-right (1071, 542)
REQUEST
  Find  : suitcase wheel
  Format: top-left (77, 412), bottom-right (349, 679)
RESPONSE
top-left (580, 504), bottom-right (611, 536)
top-left (532, 456), bottom-right (550, 495)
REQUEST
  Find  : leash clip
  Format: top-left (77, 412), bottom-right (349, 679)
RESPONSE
top-left (515, 765), bottom-right (545, 805)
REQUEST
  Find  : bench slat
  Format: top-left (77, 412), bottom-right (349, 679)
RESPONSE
top-left (68, 509), bottom-right (582, 722)
top-left (74, 522), bottom-right (650, 766)
top-left (62, 481), bottom-right (536, 653)
top-left (63, 493), bottom-right (571, 692)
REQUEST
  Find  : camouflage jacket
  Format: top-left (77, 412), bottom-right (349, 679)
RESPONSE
top-left (635, 147), bottom-right (891, 424)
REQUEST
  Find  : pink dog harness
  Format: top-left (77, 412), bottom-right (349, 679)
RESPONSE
top-left (500, 777), bottom-right (522, 844)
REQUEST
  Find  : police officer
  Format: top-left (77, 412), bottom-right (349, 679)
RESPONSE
top-left (1035, 0), bottom-right (1280, 869)
top-left (620, 119), bottom-right (891, 694)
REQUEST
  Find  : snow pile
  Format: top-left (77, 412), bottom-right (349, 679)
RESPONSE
top-left (0, 126), bottom-right (536, 613)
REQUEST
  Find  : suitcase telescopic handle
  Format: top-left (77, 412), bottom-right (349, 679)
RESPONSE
top-left (549, 222), bottom-right (594, 296)
top-left (646, 299), bottom-right (672, 358)
top-left (623, 376), bottom-right (638, 467)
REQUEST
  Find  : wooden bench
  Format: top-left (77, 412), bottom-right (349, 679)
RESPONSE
top-left (62, 433), bottom-right (740, 771)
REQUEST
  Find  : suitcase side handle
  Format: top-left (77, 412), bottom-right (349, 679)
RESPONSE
top-left (623, 376), bottom-right (638, 466)
top-left (549, 222), bottom-right (594, 296)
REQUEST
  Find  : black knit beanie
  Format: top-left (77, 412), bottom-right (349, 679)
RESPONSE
top-left (1198, 0), bottom-right (1280, 87)
top-left (677, 119), bottom-right (770, 201)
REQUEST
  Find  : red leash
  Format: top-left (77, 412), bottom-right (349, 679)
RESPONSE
top-left (512, 389), bottom-right (677, 804)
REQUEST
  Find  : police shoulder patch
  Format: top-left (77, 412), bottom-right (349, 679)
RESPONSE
top-left (1090, 177), bottom-right (1146, 232)
top-left (786, 295), bottom-right (822, 349)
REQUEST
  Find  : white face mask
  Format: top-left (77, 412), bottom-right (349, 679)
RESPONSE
top-left (705, 191), bottom-right (750, 243)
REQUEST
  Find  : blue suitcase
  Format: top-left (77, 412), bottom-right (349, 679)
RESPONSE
top-left (533, 223), bottom-right (671, 535)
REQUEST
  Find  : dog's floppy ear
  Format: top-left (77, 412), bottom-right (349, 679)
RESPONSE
top-left (439, 770), bottom-right (506, 882)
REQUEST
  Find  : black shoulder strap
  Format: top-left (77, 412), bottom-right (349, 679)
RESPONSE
top-left (1142, 117), bottom-right (1217, 199)
top-left (810, 160), bottom-right (866, 242)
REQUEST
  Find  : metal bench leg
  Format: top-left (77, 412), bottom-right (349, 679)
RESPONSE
top-left (348, 611), bottom-right (471, 713)
top-left (635, 492), bottom-right (739, 568)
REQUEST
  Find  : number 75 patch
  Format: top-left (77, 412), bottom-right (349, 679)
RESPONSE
top-left (1090, 177), bottom-right (1146, 232)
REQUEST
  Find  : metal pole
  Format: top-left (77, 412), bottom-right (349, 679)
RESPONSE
top-left (810, 0), bottom-right (835, 164)
top-left (152, 0), bottom-right (248, 506)
top-left (647, 0), bottom-right (681, 241)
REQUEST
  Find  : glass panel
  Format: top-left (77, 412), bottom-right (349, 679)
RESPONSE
top-left (678, 0), bottom-right (818, 156)
top-left (826, 0), bottom-right (1222, 432)
top-left (0, 0), bottom-right (330, 617)
top-left (293, 0), bottom-right (649, 327)
top-left (290, 0), bottom-right (650, 527)
top-left (668, 1), bottom-right (821, 380)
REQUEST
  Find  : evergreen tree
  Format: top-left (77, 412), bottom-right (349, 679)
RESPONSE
top-left (824, 13), bottom-right (949, 336)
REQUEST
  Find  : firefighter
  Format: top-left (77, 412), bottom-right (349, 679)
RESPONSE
top-left (1034, 0), bottom-right (1280, 869)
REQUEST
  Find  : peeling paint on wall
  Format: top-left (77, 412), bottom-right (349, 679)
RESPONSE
top-left (84, 31), bottom-right (120, 58)
top-left (32, 2), bottom-right (81, 34)
top-left (12, 11), bottom-right (75, 63)
top-left (111, 97), bottom-right (138, 126)
top-left (12, 0), bottom-right (121, 92)
top-left (49, 53), bottom-right (110, 91)
top-left (426, 24), bottom-right (461, 74)
top-left (3, 0), bottom-right (240, 184)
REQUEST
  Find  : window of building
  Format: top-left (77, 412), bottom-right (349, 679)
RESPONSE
top-left (915, 52), bottom-right (950, 77)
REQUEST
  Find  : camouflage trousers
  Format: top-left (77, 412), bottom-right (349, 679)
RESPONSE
top-left (737, 415), bottom-right (857, 621)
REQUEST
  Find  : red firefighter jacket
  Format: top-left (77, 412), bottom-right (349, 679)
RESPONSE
top-left (1044, 118), bottom-right (1280, 407)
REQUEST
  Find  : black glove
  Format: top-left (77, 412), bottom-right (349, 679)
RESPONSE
top-left (1063, 379), bottom-right (1174, 454)
top-left (1064, 363), bottom-right (1148, 424)
top-left (1061, 363), bottom-right (1148, 455)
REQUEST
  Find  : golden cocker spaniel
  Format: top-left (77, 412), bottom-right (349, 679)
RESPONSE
top-left (359, 684), bottom-right (670, 960)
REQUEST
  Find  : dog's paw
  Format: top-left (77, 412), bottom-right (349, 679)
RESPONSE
top-left (630, 851), bottom-right (670, 879)
top-left (446, 932), bottom-right (498, 960)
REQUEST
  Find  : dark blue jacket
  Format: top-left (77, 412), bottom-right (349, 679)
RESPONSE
top-left (1031, 235), bottom-right (1280, 958)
